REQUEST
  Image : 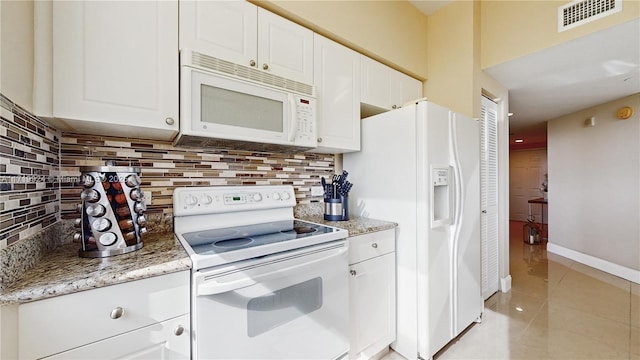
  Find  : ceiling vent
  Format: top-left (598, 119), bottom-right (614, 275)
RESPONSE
top-left (558, 0), bottom-right (622, 32)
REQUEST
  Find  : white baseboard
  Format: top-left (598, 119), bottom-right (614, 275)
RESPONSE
top-left (500, 275), bottom-right (512, 292)
top-left (547, 242), bottom-right (640, 284)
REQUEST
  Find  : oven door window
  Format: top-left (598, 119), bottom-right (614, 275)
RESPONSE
top-left (247, 277), bottom-right (322, 337)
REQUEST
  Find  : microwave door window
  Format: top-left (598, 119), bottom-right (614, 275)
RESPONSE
top-left (201, 85), bottom-right (284, 132)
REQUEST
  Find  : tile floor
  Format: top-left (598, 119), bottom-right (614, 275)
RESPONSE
top-left (382, 221), bottom-right (640, 360)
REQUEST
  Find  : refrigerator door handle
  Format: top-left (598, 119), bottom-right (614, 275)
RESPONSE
top-left (447, 165), bottom-right (456, 226)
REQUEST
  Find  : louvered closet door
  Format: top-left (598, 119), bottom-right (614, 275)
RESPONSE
top-left (481, 96), bottom-right (500, 299)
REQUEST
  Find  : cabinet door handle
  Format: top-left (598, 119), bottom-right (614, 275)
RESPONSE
top-left (350, 269), bottom-right (357, 277)
top-left (317, 137), bottom-right (323, 143)
top-left (371, 243), bottom-right (378, 248)
top-left (263, 63), bottom-right (269, 70)
top-left (110, 307), bottom-right (124, 319)
top-left (392, 104), bottom-right (398, 109)
top-left (165, 117), bottom-right (175, 126)
top-left (174, 325), bottom-right (185, 336)
top-left (249, 59), bottom-right (256, 67)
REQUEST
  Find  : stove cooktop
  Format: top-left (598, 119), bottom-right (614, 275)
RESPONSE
top-left (177, 219), bottom-right (348, 269)
top-left (182, 219), bottom-right (338, 256)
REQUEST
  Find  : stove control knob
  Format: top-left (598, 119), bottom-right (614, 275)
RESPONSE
top-left (272, 192), bottom-right (281, 200)
top-left (252, 193), bottom-right (262, 202)
top-left (200, 195), bottom-right (213, 205)
top-left (185, 194), bottom-right (198, 206)
top-left (281, 192), bottom-right (291, 200)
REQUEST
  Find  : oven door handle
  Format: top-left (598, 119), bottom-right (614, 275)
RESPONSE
top-left (197, 245), bottom-right (347, 296)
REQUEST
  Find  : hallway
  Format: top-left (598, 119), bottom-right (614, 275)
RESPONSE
top-left (384, 221), bottom-right (640, 359)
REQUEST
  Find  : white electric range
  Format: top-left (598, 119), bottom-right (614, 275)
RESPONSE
top-left (173, 185), bottom-right (349, 360)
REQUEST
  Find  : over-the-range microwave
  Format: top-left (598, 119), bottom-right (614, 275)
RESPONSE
top-left (175, 50), bottom-right (317, 152)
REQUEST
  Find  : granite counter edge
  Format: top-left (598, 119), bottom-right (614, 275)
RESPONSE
top-left (0, 258), bottom-right (192, 306)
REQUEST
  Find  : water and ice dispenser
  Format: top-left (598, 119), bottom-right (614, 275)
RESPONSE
top-left (431, 167), bottom-right (451, 228)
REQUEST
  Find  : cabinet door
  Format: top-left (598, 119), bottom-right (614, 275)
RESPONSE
top-left (393, 69), bottom-right (423, 106)
top-left (312, 34), bottom-right (360, 154)
top-left (361, 55), bottom-right (422, 111)
top-left (19, 271), bottom-right (189, 360)
top-left (44, 315), bottom-right (190, 360)
top-left (349, 252), bottom-right (396, 359)
top-left (360, 55), bottom-right (393, 111)
top-left (52, 1), bottom-right (178, 140)
top-left (257, 8), bottom-right (314, 85)
top-left (179, 0), bottom-right (258, 68)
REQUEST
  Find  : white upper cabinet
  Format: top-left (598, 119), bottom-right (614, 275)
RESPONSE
top-left (51, 0), bottom-right (178, 140)
top-left (180, 2), bottom-right (314, 85)
top-left (257, 8), bottom-right (314, 85)
top-left (179, 1), bottom-right (257, 67)
top-left (394, 70), bottom-right (423, 107)
top-left (311, 34), bottom-right (361, 154)
top-left (360, 55), bottom-right (422, 112)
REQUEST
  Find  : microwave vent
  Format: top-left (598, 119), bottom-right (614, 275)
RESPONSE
top-left (175, 133), bottom-right (315, 154)
top-left (191, 52), bottom-right (315, 97)
top-left (558, 0), bottom-right (621, 32)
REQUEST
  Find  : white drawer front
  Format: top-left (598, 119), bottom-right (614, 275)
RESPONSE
top-left (44, 314), bottom-right (190, 360)
top-left (19, 271), bottom-right (189, 360)
top-left (349, 229), bottom-right (395, 264)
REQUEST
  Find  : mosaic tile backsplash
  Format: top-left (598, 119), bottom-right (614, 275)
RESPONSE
top-left (0, 94), bottom-right (61, 248)
top-left (59, 132), bottom-right (334, 225)
top-left (0, 92), bottom-right (334, 291)
top-left (1, 91), bottom-right (333, 247)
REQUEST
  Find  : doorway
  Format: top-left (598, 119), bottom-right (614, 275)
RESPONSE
top-left (509, 149), bottom-right (548, 224)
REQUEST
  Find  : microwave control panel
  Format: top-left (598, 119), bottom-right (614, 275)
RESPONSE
top-left (294, 96), bottom-right (316, 144)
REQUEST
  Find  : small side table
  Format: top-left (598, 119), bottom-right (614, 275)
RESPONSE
top-left (528, 197), bottom-right (548, 240)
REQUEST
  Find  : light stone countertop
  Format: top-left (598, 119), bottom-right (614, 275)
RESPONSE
top-left (0, 204), bottom-right (395, 306)
top-left (295, 202), bottom-right (397, 236)
top-left (301, 215), bottom-right (397, 237)
top-left (0, 232), bottom-right (191, 305)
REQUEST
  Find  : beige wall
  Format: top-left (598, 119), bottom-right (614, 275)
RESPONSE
top-left (0, 0), bottom-right (34, 111)
top-left (481, 0), bottom-right (640, 69)
top-left (547, 93), bottom-right (640, 272)
top-left (424, 0), bottom-right (477, 117)
top-left (252, 0), bottom-right (428, 80)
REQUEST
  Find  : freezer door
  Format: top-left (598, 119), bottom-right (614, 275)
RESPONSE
top-left (449, 111), bottom-right (482, 336)
top-left (417, 101), bottom-right (454, 359)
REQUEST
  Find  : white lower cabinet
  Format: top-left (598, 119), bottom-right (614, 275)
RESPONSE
top-left (349, 229), bottom-right (396, 359)
top-left (44, 314), bottom-right (189, 360)
top-left (18, 271), bottom-right (190, 360)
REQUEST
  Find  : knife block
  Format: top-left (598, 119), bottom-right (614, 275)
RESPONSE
top-left (324, 195), bottom-right (349, 221)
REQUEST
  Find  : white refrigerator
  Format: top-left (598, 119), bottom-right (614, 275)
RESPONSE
top-left (343, 100), bottom-right (482, 360)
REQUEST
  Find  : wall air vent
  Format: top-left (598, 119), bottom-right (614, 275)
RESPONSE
top-left (190, 52), bottom-right (315, 97)
top-left (558, 0), bottom-right (622, 32)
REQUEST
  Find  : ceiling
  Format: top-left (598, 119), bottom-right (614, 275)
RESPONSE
top-left (486, 18), bottom-right (640, 147)
top-left (409, 1), bottom-right (640, 149)
top-left (408, 0), bottom-right (451, 16)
